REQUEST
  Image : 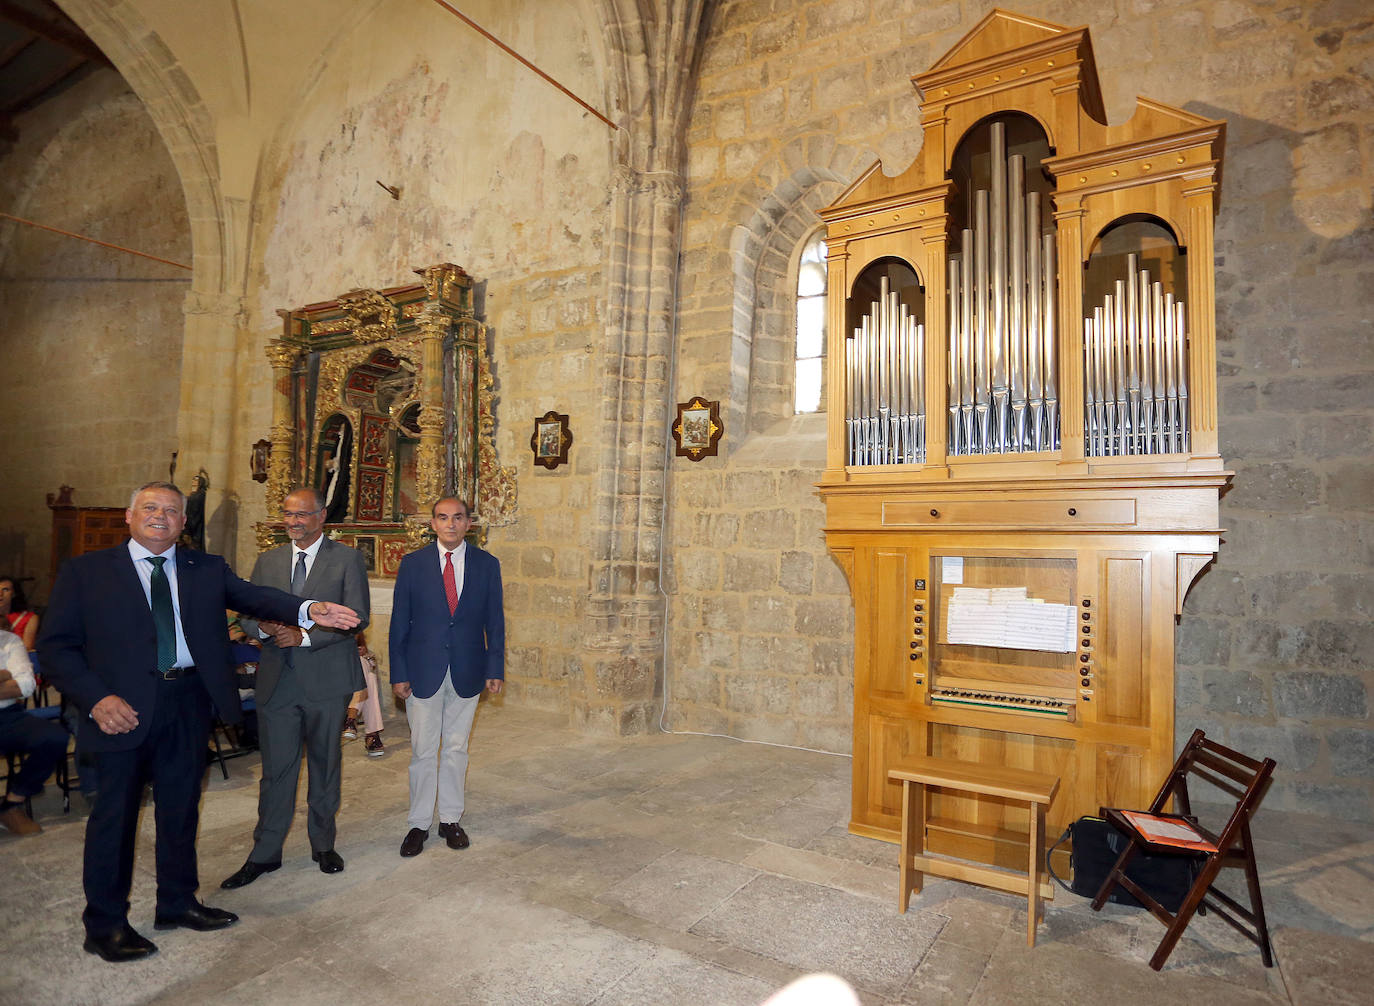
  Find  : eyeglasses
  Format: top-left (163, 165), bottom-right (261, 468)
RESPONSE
top-left (283, 510), bottom-right (324, 519)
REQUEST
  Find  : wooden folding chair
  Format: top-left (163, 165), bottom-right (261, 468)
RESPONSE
top-left (1091, 728), bottom-right (1276, 971)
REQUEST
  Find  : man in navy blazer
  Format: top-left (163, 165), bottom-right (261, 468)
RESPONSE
top-left (390, 496), bottom-right (504, 857)
top-left (39, 482), bottom-right (361, 963)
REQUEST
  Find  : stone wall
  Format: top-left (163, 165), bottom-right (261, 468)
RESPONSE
top-left (668, 0), bottom-right (1373, 816)
top-left (0, 69), bottom-right (191, 594)
top-left (239, 1), bottom-right (612, 712)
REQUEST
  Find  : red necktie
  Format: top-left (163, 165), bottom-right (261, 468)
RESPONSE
top-left (444, 550), bottom-right (458, 615)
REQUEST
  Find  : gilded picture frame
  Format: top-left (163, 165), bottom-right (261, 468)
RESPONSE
top-left (531, 411), bottom-right (572, 470)
top-left (673, 396), bottom-right (723, 460)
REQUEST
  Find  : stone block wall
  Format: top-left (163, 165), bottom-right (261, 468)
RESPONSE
top-left (0, 70), bottom-right (192, 592)
top-left (669, 0), bottom-right (1373, 816)
top-left (484, 270), bottom-right (604, 712)
top-left (240, 3), bottom-right (611, 716)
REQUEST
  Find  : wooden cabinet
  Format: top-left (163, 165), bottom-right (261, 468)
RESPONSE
top-left (49, 503), bottom-right (127, 579)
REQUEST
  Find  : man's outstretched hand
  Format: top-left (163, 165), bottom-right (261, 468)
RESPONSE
top-left (309, 601), bottom-right (362, 629)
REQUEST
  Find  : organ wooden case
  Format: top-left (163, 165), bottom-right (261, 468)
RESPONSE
top-left (818, 10), bottom-right (1231, 868)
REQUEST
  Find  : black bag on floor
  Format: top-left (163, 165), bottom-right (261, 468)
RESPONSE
top-left (1047, 815), bottom-right (1197, 912)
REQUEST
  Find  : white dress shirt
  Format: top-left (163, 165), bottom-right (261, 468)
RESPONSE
top-left (260, 533), bottom-right (327, 647)
top-left (0, 629), bottom-right (33, 709)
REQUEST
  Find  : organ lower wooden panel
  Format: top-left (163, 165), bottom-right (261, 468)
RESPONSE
top-left (838, 529), bottom-right (1209, 862)
top-left (1101, 555), bottom-right (1148, 726)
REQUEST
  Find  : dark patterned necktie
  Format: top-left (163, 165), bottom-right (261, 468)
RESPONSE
top-left (292, 551), bottom-right (308, 594)
top-left (148, 555), bottom-right (176, 673)
top-left (444, 551), bottom-right (458, 615)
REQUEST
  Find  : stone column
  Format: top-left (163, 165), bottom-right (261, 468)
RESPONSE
top-left (574, 166), bottom-right (684, 736)
top-left (573, 0), bottom-right (709, 735)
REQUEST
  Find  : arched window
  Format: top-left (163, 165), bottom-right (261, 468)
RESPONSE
top-left (794, 230), bottom-right (827, 413)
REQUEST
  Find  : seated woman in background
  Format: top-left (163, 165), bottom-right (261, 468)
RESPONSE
top-left (343, 632), bottom-right (385, 756)
top-left (0, 576), bottom-right (38, 651)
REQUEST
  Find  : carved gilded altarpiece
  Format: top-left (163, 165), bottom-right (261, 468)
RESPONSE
top-left (257, 263), bottom-right (517, 574)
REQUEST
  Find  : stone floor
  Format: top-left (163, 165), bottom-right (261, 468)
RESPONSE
top-left (2, 701), bottom-right (1370, 1005)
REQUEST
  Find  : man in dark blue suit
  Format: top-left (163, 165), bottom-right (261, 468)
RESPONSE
top-left (39, 481), bottom-right (361, 962)
top-left (390, 497), bottom-right (504, 857)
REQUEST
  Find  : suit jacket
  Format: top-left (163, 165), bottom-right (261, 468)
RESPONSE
top-left (389, 542), bottom-right (504, 700)
top-left (241, 536), bottom-right (369, 704)
top-left (38, 542), bottom-right (306, 752)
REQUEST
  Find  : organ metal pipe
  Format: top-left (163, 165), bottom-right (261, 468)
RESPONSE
top-left (1175, 299), bottom-right (1190, 452)
top-left (960, 227), bottom-right (975, 452)
top-left (1138, 270), bottom-right (1154, 453)
top-left (846, 334), bottom-right (855, 463)
top-left (1083, 316), bottom-right (1096, 456)
top-left (1042, 231), bottom-right (1058, 449)
top-left (1008, 153), bottom-right (1027, 451)
top-left (1110, 283), bottom-right (1121, 456)
top-left (1151, 281), bottom-right (1167, 455)
top-left (973, 191), bottom-right (991, 452)
top-left (990, 122), bottom-right (1009, 453)
top-left (1124, 255), bottom-right (1141, 455)
top-left (948, 257), bottom-right (962, 456)
top-left (1025, 192), bottom-right (1043, 450)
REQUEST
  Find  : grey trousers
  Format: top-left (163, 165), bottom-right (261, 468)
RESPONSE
top-left (404, 674), bottom-right (480, 831)
top-left (250, 667), bottom-right (351, 861)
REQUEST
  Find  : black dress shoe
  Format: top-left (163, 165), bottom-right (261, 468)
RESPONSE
top-left (437, 821), bottom-right (470, 849)
top-left (154, 901), bottom-right (239, 931)
top-left (220, 858), bottom-right (282, 889)
top-left (83, 924), bottom-right (158, 963)
top-left (312, 848), bottom-right (345, 874)
top-left (399, 827), bottom-right (427, 857)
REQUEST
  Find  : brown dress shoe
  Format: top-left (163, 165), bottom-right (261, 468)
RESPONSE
top-left (0, 803), bottom-right (40, 835)
top-left (437, 821), bottom-right (469, 849)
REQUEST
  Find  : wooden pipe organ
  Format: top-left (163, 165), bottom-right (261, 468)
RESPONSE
top-left (818, 11), bottom-right (1231, 868)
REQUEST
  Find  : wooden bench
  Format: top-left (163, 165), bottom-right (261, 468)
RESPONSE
top-left (888, 756), bottom-right (1060, 947)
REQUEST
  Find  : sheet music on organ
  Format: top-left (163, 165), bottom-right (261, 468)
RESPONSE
top-left (944, 586), bottom-right (1076, 652)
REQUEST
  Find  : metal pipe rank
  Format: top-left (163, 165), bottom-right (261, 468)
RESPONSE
top-left (1082, 253), bottom-right (1190, 457)
top-left (945, 121), bottom-right (1059, 456)
top-left (845, 275), bottom-right (926, 466)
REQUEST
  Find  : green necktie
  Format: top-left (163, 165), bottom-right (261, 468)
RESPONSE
top-left (148, 555), bottom-right (177, 673)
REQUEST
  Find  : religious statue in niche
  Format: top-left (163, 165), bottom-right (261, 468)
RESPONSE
top-left (257, 263), bottom-right (517, 574)
top-left (318, 416), bottom-right (353, 524)
top-left (183, 468), bottom-right (209, 550)
top-left (394, 404), bottom-right (421, 517)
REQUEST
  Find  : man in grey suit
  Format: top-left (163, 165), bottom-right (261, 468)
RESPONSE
top-left (221, 488), bottom-right (369, 888)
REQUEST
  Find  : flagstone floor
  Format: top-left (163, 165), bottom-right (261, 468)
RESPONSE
top-left (3, 702), bottom-right (1370, 1005)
